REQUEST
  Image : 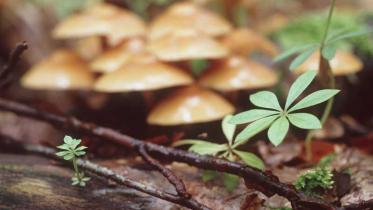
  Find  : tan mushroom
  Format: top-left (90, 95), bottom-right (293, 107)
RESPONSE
top-left (293, 50), bottom-right (363, 76)
top-left (147, 86), bottom-right (234, 125)
top-left (90, 38), bottom-right (146, 73)
top-left (149, 2), bottom-right (231, 40)
top-left (148, 31), bottom-right (229, 61)
top-left (52, 3), bottom-right (146, 46)
top-left (199, 55), bottom-right (278, 91)
top-left (94, 56), bottom-right (193, 92)
top-left (221, 28), bottom-right (278, 57)
top-left (21, 50), bottom-right (95, 90)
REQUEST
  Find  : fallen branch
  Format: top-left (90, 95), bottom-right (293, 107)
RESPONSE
top-left (139, 144), bottom-right (190, 198)
top-left (0, 42), bottom-right (27, 89)
top-left (0, 135), bottom-right (210, 210)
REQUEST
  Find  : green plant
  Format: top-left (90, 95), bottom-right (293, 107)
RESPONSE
top-left (272, 11), bottom-right (373, 57)
top-left (229, 70), bottom-right (339, 146)
top-left (274, 0), bottom-right (372, 160)
top-left (173, 115), bottom-right (264, 191)
top-left (294, 167), bottom-right (334, 197)
top-left (56, 135), bottom-right (90, 187)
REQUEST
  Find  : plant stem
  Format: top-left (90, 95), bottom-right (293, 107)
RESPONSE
top-left (72, 157), bottom-right (80, 177)
top-left (305, 0), bottom-right (336, 161)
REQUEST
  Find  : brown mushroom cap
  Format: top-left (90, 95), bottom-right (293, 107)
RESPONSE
top-left (199, 56), bottom-right (278, 91)
top-left (149, 2), bottom-right (231, 40)
top-left (52, 3), bottom-right (146, 46)
top-left (94, 58), bottom-right (193, 92)
top-left (221, 28), bottom-right (278, 57)
top-left (21, 50), bottom-right (95, 90)
top-left (148, 31), bottom-right (228, 61)
top-left (90, 38), bottom-right (145, 73)
top-left (147, 86), bottom-right (234, 125)
top-left (293, 50), bottom-right (363, 76)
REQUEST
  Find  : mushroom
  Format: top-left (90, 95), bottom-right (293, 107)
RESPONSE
top-left (90, 38), bottom-right (146, 73)
top-left (94, 54), bottom-right (193, 92)
top-left (198, 55), bottom-right (278, 92)
top-left (293, 50), bottom-right (363, 76)
top-left (147, 86), bottom-right (234, 126)
top-left (147, 31), bottom-right (229, 62)
top-left (21, 49), bottom-right (95, 90)
top-left (149, 2), bottom-right (232, 40)
top-left (221, 28), bottom-right (278, 57)
top-left (52, 3), bottom-right (146, 46)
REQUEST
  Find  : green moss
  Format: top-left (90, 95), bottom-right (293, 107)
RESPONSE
top-left (294, 167), bottom-right (334, 197)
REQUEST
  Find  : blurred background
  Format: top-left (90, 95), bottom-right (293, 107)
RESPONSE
top-left (0, 0), bottom-right (372, 157)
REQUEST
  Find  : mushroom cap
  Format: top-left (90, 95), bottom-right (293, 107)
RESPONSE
top-left (149, 2), bottom-right (231, 40)
top-left (221, 28), bottom-right (278, 57)
top-left (90, 38), bottom-right (146, 73)
top-left (147, 86), bottom-right (235, 125)
top-left (199, 56), bottom-right (278, 91)
top-left (94, 59), bottom-right (193, 92)
top-left (293, 50), bottom-right (363, 76)
top-left (52, 3), bottom-right (146, 46)
top-left (148, 32), bottom-right (229, 61)
top-left (21, 50), bottom-right (95, 90)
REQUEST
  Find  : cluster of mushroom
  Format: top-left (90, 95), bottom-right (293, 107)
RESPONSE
top-left (21, 2), bottom-right (363, 127)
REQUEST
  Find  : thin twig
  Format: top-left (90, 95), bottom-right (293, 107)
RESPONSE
top-left (138, 144), bottom-right (190, 198)
top-left (0, 42), bottom-right (28, 88)
top-left (0, 136), bottom-right (210, 210)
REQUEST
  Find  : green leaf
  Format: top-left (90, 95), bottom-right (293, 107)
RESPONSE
top-left (285, 70), bottom-right (317, 110)
top-left (70, 140), bottom-right (81, 150)
top-left (223, 173), bottom-right (239, 192)
top-left (288, 89), bottom-right (340, 112)
top-left (75, 151), bottom-right (86, 156)
top-left (289, 46), bottom-right (317, 70)
top-left (172, 139), bottom-right (207, 147)
top-left (233, 150), bottom-right (264, 170)
top-left (56, 151), bottom-right (70, 157)
top-left (222, 115), bottom-right (235, 145)
top-left (190, 59), bottom-right (209, 76)
top-left (57, 144), bottom-right (70, 150)
top-left (274, 43), bottom-right (318, 63)
top-left (64, 136), bottom-right (74, 144)
top-left (229, 109), bottom-right (279, 125)
top-left (76, 146), bottom-right (87, 151)
top-left (250, 91), bottom-right (282, 111)
top-left (202, 170), bottom-right (218, 182)
top-left (233, 115), bottom-right (278, 147)
top-left (63, 153), bottom-right (74, 160)
top-left (326, 28), bottom-right (351, 41)
top-left (321, 45), bottom-right (337, 60)
top-left (268, 116), bottom-right (289, 146)
top-left (287, 113), bottom-right (322, 129)
top-left (189, 142), bottom-right (228, 156)
top-left (328, 29), bottom-right (373, 43)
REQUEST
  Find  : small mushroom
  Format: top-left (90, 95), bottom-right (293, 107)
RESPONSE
top-left (198, 55), bottom-right (278, 92)
top-left (52, 3), bottom-right (146, 46)
top-left (147, 86), bottom-right (234, 125)
top-left (90, 38), bottom-right (145, 73)
top-left (293, 50), bottom-right (363, 76)
top-left (94, 55), bottom-right (193, 92)
top-left (149, 2), bottom-right (232, 40)
top-left (221, 28), bottom-right (278, 57)
top-left (147, 31), bottom-right (229, 62)
top-left (21, 50), bottom-right (95, 90)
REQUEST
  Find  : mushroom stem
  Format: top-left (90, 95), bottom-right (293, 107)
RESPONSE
top-left (143, 91), bottom-right (155, 111)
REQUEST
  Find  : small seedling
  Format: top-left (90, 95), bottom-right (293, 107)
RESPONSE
top-left (174, 115), bottom-right (264, 191)
top-left (229, 70), bottom-right (339, 147)
top-left (56, 135), bottom-right (90, 187)
top-left (294, 167), bottom-right (334, 197)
